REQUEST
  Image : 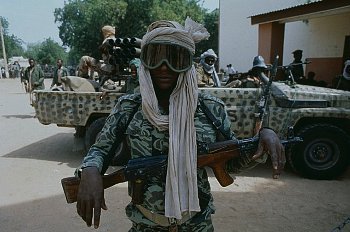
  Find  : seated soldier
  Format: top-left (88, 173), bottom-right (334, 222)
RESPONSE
top-left (226, 55), bottom-right (266, 88)
top-left (196, 49), bottom-right (221, 87)
top-left (77, 25), bottom-right (118, 84)
top-left (119, 58), bottom-right (140, 94)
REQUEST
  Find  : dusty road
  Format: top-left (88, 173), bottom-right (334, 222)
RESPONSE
top-left (0, 78), bottom-right (349, 232)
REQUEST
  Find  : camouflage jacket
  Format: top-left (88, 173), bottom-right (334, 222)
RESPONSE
top-left (119, 76), bottom-right (139, 94)
top-left (24, 65), bottom-right (45, 90)
top-left (195, 63), bottom-right (215, 87)
top-left (82, 92), bottom-right (261, 224)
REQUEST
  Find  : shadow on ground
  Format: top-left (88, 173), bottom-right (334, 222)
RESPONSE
top-left (2, 114), bottom-right (35, 119)
top-left (0, 187), bottom-right (131, 232)
top-left (0, 182), bottom-right (348, 232)
top-left (3, 133), bottom-right (85, 168)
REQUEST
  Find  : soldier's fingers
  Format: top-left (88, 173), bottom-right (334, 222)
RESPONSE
top-left (85, 201), bottom-right (93, 227)
top-left (93, 203), bottom-right (102, 229)
top-left (279, 146), bottom-right (286, 170)
top-left (269, 146), bottom-right (279, 170)
top-left (272, 168), bottom-right (281, 179)
top-left (80, 201), bottom-right (87, 222)
top-left (252, 142), bottom-right (264, 160)
top-left (101, 198), bottom-right (108, 210)
top-left (77, 200), bottom-right (81, 217)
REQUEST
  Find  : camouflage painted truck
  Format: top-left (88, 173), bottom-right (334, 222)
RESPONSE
top-left (32, 75), bottom-right (350, 180)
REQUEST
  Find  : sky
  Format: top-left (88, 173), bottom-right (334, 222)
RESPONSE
top-left (0, 0), bottom-right (219, 47)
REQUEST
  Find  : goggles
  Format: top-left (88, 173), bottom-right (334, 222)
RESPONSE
top-left (140, 43), bottom-right (193, 73)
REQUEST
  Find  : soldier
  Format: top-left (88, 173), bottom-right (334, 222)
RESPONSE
top-left (23, 58), bottom-right (45, 92)
top-left (225, 56), bottom-right (265, 88)
top-left (119, 58), bottom-right (141, 94)
top-left (13, 61), bottom-right (21, 78)
top-left (77, 25), bottom-right (117, 83)
top-left (51, 59), bottom-right (69, 89)
top-left (196, 49), bottom-right (221, 87)
top-left (75, 18), bottom-right (285, 231)
top-left (290, 49), bottom-right (304, 83)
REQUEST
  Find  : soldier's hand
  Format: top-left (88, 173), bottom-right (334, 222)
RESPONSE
top-left (252, 128), bottom-right (285, 179)
top-left (76, 167), bottom-right (107, 228)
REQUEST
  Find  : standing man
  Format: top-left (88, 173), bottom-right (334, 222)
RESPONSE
top-left (51, 59), bottom-right (69, 89)
top-left (226, 64), bottom-right (237, 76)
top-left (13, 61), bottom-right (21, 78)
top-left (23, 58), bottom-right (45, 92)
top-left (75, 18), bottom-right (285, 231)
top-left (196, 49), bottom-right (221, 87)
top-left (290, 49), bottom-right (304, 83)
top-left (1, 67), bottom-right (5, 78)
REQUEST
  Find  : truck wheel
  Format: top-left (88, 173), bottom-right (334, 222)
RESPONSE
top-left (289, 124), bottom-right (350, 179)
top-left (85, 117), bottom-right (129, 166)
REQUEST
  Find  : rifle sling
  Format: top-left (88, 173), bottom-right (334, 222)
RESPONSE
top-left (198, 99), bottom-right (232, 140)
top-left (101, 101), bottom-right (141, 174)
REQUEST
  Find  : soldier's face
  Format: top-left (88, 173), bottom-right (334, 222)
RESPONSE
top-left (205, 57), bottom-right (215, 66)
top-left (29, 60), bottom-right (35, 67)
top-left (150, 63), bottom-right (179, 92)
top-left (130, 65), bottom-right (137, 78)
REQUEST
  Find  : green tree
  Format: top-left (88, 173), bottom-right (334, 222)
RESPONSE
top-left (149, 0), bottom-right (204, 24)
top-left (116, 0), bottom-right (153, 38)
top-left (195, 8), bottom-right (219, 57)
top-left (25, 38), bottom-right (67, 65)
top-left (54, 0), bottom-right (212, 61)
top-left (54, 0), bottom-right (128, 59)
top-left (0, 17), bottom-right (25, 58)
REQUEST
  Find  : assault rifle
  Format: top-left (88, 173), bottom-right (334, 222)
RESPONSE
top-left (254, 55), bottom-right (279, 133)
top-left (61, 136), bottom-right (302, 204)
top-left (277, 60), bottom-right (311, 84)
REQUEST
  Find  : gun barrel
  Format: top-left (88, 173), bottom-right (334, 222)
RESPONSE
top-left (129, 47), bottom-right (141, 57)
top-left (107, 38), bottom-right (115, 47)
top-left (130, 37), bottom-right (141, 48)
top-left (115, 38), bottom-right (123, 46)
top-left (61, 135), bottom-right (302, 204)
top-left (258, 72), bottom-right (270, 85)
top-left (123, 38), bottom-right (131, 46)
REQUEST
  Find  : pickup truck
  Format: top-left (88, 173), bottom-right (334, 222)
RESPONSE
top-left (32, 75), bottom-right (350, 180)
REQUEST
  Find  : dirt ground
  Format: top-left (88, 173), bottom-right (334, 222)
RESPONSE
top-left (0, 78), bottom-right (349, 232)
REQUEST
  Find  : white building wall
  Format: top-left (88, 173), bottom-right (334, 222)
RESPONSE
top-left (220, 0), bottom-right (309, 72)
top-left (283, 13), bottom-right (350, 64)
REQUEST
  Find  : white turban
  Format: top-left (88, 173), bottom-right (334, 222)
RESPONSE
top-left (138, 17), bottom-right (209, 220)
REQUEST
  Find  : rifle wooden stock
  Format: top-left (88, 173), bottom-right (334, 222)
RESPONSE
top-left (61, 169), bottom-right (126, 204)
top-left (61, 137), bottom-right (301, 204)
top-left (61, 139), bottom-right (242, 204)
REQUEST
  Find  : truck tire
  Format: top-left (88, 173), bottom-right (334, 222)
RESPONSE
top-left (85, 117), bottom-right (129, 166)
top-left (289, 124), bottom-right (350, 179)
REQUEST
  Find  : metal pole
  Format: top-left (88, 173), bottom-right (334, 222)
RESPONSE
top-left (0, 20), bottom-right (9, 78)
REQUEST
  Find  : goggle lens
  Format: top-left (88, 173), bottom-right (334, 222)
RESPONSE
top-left (141, 43), bottom-right (192, 72)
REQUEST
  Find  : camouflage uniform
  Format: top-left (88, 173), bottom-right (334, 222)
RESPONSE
top-left (119, 76), bottom-right (140, 94)
top-left (195, 63), bottom-right (215, 87)
top-left (82, 92), bottom-right (260, 231)
top-left (23, 65), bottom-right (45, 91)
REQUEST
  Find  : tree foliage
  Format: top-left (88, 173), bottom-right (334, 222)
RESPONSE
top-left (55, 0), bottom-right (218, 61)
top-left (196, 8), bottom-right (219, 57)
top-left (25, 38), bottom-right (67, 65)
top-left (0, 17), bottom-right (25, 58)
top-left (54, 0), bottom-right (128, 59)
